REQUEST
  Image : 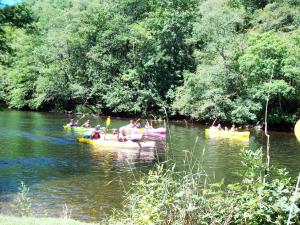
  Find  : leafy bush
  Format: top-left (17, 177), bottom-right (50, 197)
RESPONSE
top-left (104, 148), bottom-right (300, 225)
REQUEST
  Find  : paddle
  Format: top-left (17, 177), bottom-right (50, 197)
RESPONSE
top-left (106, 116), bottom-right (111, 127)
top-left (77, 114), bottom-right (86, 126)
top-left (103, 116), bottom-right (111, 140)
top-left (211, 118), bottom-right (217, 127)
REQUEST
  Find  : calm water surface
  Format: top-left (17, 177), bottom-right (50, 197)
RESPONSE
top-left (0, 110), bottom-right (299, 221)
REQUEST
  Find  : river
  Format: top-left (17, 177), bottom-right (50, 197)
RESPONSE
top-left (0, 110), bottom-right (299, 221)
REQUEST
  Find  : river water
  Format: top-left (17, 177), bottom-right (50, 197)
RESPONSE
top-left (0, 110), bottom-right (299, 221)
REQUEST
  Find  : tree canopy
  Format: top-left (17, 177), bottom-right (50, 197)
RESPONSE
top-left (0, 0), bottom-right (299, 127)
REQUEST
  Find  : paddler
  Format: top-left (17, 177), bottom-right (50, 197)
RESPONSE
top-left (82, 119), bottom-right (92, 128)
top-left (127, 120), bottom-right (135, 128)
top-left (112, 129), bottom-right (118, 135)
top-left (119, 129), bottom-right (127, 142)
top-left (135, 121), bottom-right (141, 128)
top-left (145, 120), bottom-right (153, 129)
top-left (216, 124), bottom-right (223, 131)
top-left (230, 124), bottom-right (237, 131)
top-left (91, 125), bottom-right (101, 139)
top-left (69, 118), bottom-right (78, 127)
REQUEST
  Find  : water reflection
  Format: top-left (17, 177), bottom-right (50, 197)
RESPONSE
top-left (88, 146), bottom-right (156, 165)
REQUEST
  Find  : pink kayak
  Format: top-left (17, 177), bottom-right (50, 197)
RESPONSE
top-left (143, 128), bottom-right (166, 136)
top-left (120, 127), bottom-right (166, 134)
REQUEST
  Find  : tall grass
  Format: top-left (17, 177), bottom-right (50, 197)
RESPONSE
top-left (103, 148), bottom-right (300, 225)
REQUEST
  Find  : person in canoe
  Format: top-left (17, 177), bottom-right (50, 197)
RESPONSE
top-left (145, 120), bottom-right (153, 129)
top-left (126, 120), bottom-right (135, 128)
top-left (216, 124), bottom-right (223, 131)
top-left (119, 129), bottom-right (127, 142)
top-left (135, 121), bottom-right (141, 128)
top-left (112, 129), bottom-right (118, 135)
top-left (91, 125), bottom-right (101, 139)
top-left (82, 119), bottom-right (92, 128)
top-left (69, 118), bottom-right (78, 127)
top-left (230, 124), bottom-right (237, 131)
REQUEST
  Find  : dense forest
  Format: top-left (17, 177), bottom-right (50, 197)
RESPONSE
top-left (0, 0), bottom-right (300, 127)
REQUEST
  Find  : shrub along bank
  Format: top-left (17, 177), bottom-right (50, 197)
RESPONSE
top-left (103, 148), bottom-right (300, 225)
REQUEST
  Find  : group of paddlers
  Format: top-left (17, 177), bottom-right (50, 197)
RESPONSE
top-left (210, 124), bottom-right (238, 132)
top-left (68, 119), bottom-right (125, 141)
top-left (126, 119), bottom-right (153, 129)
top-left (68, 118), bottom-right (149, 142)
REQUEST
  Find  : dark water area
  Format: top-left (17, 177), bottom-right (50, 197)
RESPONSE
top-left (0, 110), bottom-right (299, 222)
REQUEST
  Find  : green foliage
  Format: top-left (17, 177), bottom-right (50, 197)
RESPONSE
top-left (13, 181), bottom-right (32, 217)
top-left (0, 3), bottom-right (34, 55)
top-left (104, 148), bottom-right (300, 225)
top-left (1, 0), bottom-right (197, 116)
top-left (173, 0), bottom-right (249, 123)
top-left (252, 2), bottom-right (300, 32)
top-left (239, 32), bottom-right (300, 124)
top-left (1, 0), bottom-right (300, 126)
top-left (174, 0), bottom-right (300, 126)
top-left (74, 0), bottom-right (197, 115)
top-left (234, 0), bottom-right (269, 11)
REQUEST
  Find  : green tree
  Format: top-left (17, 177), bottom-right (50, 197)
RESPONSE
top-left (0, 3), bottom-right (33, 56)
top-left (239, 32), bottom-right (300, 125)
top-left (173, 0), bottom-right (249, 122)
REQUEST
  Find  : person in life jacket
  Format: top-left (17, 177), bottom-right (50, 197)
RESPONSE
top-left (91, 125), bottom-right (101, 139)
top-left (69, 118), bottom-right (78, 127)
top-left (112, 129), bottom-right (118, 135)
top-left (119, 129), bottom-right (127, 142)
top-left (145, 120), bottom-right (153, 129)
top-left (230, 124), bottom-right (237, 132)
top-left (126, 120), bottom-right (135, 128)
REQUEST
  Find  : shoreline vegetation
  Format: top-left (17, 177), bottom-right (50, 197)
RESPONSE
top-left (0, 0), bottom-right (300, 129)
top-left (102, 149), bottom-right (300, 225)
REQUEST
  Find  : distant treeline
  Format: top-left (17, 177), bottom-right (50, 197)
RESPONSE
top-left (0, 0), bottom-right (300, 127)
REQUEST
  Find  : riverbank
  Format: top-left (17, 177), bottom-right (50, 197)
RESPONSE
top-left (0, 215), bottom-right (97, 225)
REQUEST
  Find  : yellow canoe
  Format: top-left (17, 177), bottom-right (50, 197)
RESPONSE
top-left (77, 137), bottom-right (156, 149)
top-left (295, 119), bottom-right (300, 142)
top-left (205, 129), bottom-right (250, 139)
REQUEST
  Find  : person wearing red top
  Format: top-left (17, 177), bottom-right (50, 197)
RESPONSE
top-left (119, 129), bottom-right (127, 142)
top-left (91, 125), bottom-right (101, 139)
